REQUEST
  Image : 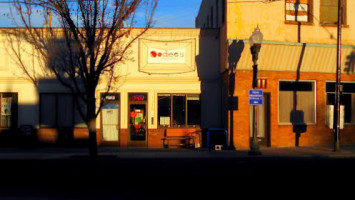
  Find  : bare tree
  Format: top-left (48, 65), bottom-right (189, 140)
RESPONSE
top-left (4, 0), bottom-right (157, 157)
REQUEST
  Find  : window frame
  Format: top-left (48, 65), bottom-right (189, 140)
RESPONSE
top-left (325, 81), bottom-right (355, 125)
top-left (157, 93), bottom-right (201, 128)
top-left (285, 0), bottom-right (314, 25)
top-left (278, 80), bottom-right (317, 125)
top-left (320, 0), bottom-right (347, 26)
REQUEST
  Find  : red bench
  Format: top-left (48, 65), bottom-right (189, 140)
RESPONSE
top-left (161, 128), bottom-right (201, 148)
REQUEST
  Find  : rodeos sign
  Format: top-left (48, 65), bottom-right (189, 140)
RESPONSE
top-left (147, 47), bottom-right (186, 64)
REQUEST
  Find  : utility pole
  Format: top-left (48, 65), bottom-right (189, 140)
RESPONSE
top-left (333, 0), bottom-right (342, 152)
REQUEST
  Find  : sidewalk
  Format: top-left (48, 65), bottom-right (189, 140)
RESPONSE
top-left (1, 144), bottom-right (355, 159)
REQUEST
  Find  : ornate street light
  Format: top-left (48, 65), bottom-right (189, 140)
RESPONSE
top-left (248, 26), bottom-right (263, 155)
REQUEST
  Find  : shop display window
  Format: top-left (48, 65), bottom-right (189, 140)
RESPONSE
top-left (326, 82), bottom-right (355, 124)
top-left (0, 93), bottom-right (18, 128)
top-left (40, 93), bottom-right (86, 128)
top-left (278, 80), bottom-right (316, 124)
top-left (158, 94), bottom-right (200, 128)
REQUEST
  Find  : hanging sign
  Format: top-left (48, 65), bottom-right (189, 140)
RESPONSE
top-left (148, 48), bottom-right (186, 64)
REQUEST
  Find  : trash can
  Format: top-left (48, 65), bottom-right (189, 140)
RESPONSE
top-left (206, 128), bottom-right (228, 150)
top-left (20, 125), bottom-right (36, 146)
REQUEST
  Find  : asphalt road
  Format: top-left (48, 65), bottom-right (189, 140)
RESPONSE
top-left (0, 155), bottom-right (355, 199)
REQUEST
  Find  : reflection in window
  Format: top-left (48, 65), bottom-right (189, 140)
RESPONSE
top-left (285, 0), bottom-right (313, 23)
top-left (279, 81), bottom-right (316, 124)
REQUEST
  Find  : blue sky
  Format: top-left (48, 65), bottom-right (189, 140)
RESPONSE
top-left (0, 0), bottom-right (202, 28)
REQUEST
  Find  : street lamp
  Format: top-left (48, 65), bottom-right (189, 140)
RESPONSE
top-left (248, 26), bottom-right (263, 156)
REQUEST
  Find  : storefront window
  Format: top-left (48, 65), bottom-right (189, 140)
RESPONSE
top-left (40, 93), bottom-right (78, 128)
top-left (158, 94), bottom-right (201, 128)
top-left (172, 95), bottom-right (186, 126)
top-left (326, 82), bottom-right (355, 124)
top-left (279, 81), bottom-right (316, 124)
top-left (0, 93), bottom-right (17, 128)
top-left (187, 95), bottom-right (201, 125)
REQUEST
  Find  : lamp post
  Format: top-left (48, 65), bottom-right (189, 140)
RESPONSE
top-left (248, 27), bottom-right (263, 156)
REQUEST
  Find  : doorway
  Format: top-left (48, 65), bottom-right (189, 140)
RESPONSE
top-left (101, 93), bottom-right (120, 142)
top-left (128, 93), bottom-right (148, 146)
top-left (249, 93), bottom-right (270, 146)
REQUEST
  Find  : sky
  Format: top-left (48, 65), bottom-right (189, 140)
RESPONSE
top-left (0, 0), bottom-right (202, 28)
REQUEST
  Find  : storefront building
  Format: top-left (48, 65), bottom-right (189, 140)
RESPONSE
top-left (0, 28), bottom-right (222, 147)
top-left (196, 0), bottom-right (355, 149)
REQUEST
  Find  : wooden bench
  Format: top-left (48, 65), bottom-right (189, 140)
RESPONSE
top-left (161, 128), bottom-right (201, 148)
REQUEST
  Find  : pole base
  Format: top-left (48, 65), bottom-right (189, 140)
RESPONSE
top-left (248, 145), bottom-right (262, 156)
top-left (227, 146), bottom-right (236, 150)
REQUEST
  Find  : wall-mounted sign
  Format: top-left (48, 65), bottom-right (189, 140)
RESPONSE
top-left (139, 39), bottom-right (196, 74)
top-left (148, 48), bottom-right (186, 64)
top-left (249, 89), bottom-right (263, 105)
top-left (131, 94), bottom-right (146, 101)
top-left (101, 93), bottom-right (119, 101)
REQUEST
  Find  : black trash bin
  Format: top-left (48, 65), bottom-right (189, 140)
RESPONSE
top-left (206, 128), bottom-right (228, 150)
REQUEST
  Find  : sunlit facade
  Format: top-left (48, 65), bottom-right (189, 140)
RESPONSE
top-left (196, 0), bottom-right (355, 149)
top-left (0, 28), bottom-right (222, 147)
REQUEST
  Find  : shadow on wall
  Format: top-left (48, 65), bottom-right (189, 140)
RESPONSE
top-left (345, 49), bottom-right (355, 74)
top-left (291, 43), bottom-right (307, 147)
top-left (195, 29), bottom-right (222, 131)
top-left (0, 84), bottom-right (90, 148)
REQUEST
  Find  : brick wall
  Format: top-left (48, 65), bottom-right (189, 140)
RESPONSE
top-left (231, 70), bottom-right (355, 149)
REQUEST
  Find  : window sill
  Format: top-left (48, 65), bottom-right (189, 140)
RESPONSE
top-left (284, 21), bottom-right (314, 26)
top-left (158, 126), bottom-right (200, 129)
top-left (320, 24), bottom-right (349, 28)
top-left (278, 123), bottom-right (316, 126)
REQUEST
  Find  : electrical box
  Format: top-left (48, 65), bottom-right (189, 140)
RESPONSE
top-left (326, 105), bottom-right (344, 129)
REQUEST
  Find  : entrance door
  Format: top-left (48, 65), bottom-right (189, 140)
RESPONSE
top-left (249, 93), bottom-right (270, 146)
top-left (102, 103), bottom-right (119, 142)
top-left (128, 93), bottom-right (148, 146)
top-left (129, 104), bottom-right (147, 141)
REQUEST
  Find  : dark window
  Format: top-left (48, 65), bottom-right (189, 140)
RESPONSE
top-left (326, 82), bottom-right (355, 123)
top-left (40, 93), bottom-right (81, 128)
top-left (172, 95), bottom-right (186, 126)
top-left (187, 95), bottom-right (201, 125)
top-left (0, 93), bottom-right (18, 128)
top-left (158, 94), bottom-right (201, 128)
top-left (158, 95), bottom-right (171, 126)
top-left (222, 0), bottom-right (225, 23)
top-left (320, 0), bottom-right (346, 25)
top-left (216, 0), bottom-right (219, 27)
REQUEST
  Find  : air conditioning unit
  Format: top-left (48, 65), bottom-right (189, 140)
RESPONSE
top-left (326, 105), bottom-right (344, 129)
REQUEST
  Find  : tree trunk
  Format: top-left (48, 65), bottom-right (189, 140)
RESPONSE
top-left (87, 90), bottom-right (98, 157)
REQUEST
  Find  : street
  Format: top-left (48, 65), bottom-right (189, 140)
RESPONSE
top-left (0, 147), bottom-right (355, 199)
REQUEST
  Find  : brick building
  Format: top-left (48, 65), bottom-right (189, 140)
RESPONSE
top-left (196, 0), bottom-right (355, 149)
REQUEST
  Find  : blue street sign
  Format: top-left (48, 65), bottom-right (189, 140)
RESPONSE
top-left (249, 89), bottom-right (263, 105)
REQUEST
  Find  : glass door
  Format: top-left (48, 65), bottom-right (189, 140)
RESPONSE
top-left (128, 93), bottom-right (148, 146)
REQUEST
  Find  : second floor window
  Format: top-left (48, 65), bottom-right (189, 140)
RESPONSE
top-left (320, 0), bottom-right (346, 25)
top-left (285, 0), bottom-right (313, 23)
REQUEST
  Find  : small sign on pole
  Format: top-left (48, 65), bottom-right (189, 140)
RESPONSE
top-left (249, 89), bottom-right (263, 105)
